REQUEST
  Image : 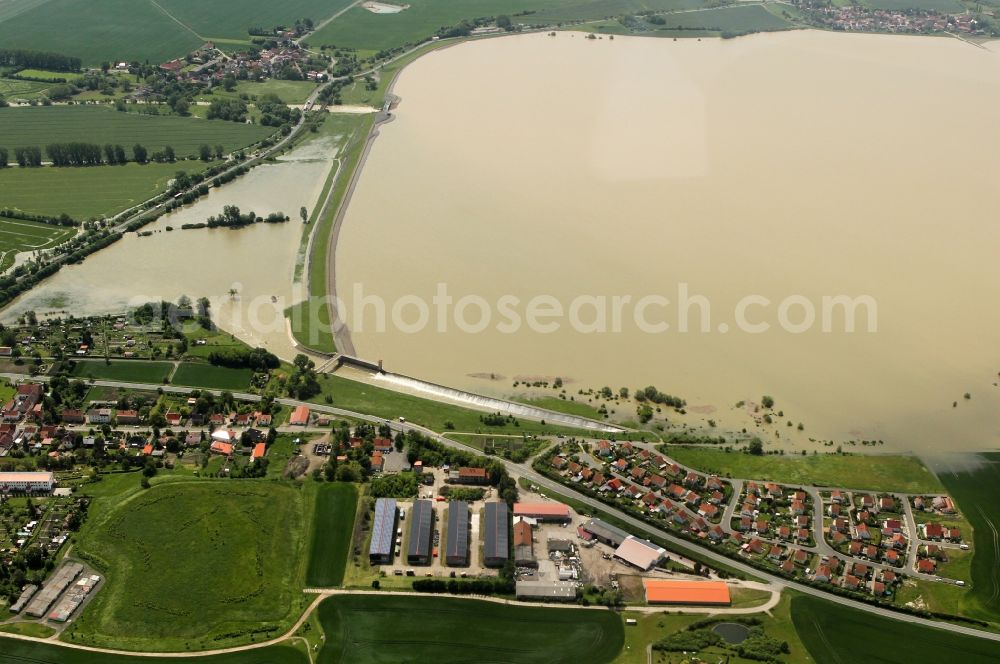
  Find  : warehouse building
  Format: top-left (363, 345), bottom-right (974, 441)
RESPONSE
top-left (643, 579), bottom-right (731, 606)
top-left (445, 501), bottom-right (470, 566)
top-left (482, 502), bottom-right (509, 567)
top-left (25, 562), bottom-right (83, 617)
top-left (513, 502), bottom-right (571, 523)
top-left (581, 518), bottom-right (630, 547)
top-left (0, 471), bottom-right (55, 494)
top-left (407, 499), bottom-right (434, 565)
top-left (513, 519), bottom-right (536, 567)
top-left (369, 498), bottom-right (397, 565)
top-left (9, 584), bottom-right (37, 613)
top-left (515, 580), bottom-right (577, 602)
top-left (48, 574), bottom-right (100, 622)
top-left (614, 535), bottom-right (666, 571)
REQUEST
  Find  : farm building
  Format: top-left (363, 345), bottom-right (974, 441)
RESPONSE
top-left (369, 498), bottom-right (397, 565)
top-left (451, 466), bottom-right (489, 485)
top-left (9, 584), bottom-right (37, 613)
top-left (515, 580), bottom-right (577, 602)
top-left (513, 519), bottom-right (535, 567)
top-left (483, 502), bottom-right (509, 567)
top-left (24, 562), bottom-right (83, 617)
top-left (407, 499), bottom-right (434, 565)
top-left (0, 471), bottom-right (55, 493)
top-left (581, 518), bottom-right (630, 547)
top-left (614, 536), bottom-right (666, 571)
top-left (513, 501), bottom-right (571, 523)
top-left (445, 502), bottom-right (470, 566)
top-left (289, 405), bottom-right (310, 426)
top-left (643, 579), bottom-right (731, 606)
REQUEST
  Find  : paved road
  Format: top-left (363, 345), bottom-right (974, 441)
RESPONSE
top-left (5, 373), bottom-right (999, 644)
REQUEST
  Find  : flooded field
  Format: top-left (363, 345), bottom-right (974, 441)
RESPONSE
top-left (335, 30), bottom-right (1000, 453)
top-left (2, 144), bottom-right (334, 360)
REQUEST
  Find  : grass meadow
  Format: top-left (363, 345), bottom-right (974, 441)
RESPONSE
top-left (68, 481), bottom-right (308, 651)
top-left (0, 161), bottom-right (190, 220)
top-left (154, 0), bottom-right (356, 41)
top-left (71, 360), bottom-right (174, 383)
top-left (665, 446), bottom-right (945, 493)
top-left (0, 76), bottom-right (59, 101)
top-left (0, 106), bottom-right (272, 158)
top-left (0, 217), bottom-right (75, 270)
top-left (937, 453), bottom-right (1000, 624)
top-left (305, 482), bottom-right (358, 586)
top-left (791, 594), bottom-right (1000, 663)
top-left (171, 363), bottom-right (253, 390)
top-left (316, 594), bottom-right (624, 663)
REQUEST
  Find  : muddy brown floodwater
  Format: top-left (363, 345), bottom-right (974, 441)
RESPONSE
top-left (335, 30), bottom-right (1000, 453)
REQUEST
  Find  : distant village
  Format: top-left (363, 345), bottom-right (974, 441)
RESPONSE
top-left (796, 0), bottom-right (992, 36)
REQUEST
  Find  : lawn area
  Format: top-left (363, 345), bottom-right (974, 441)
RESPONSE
top-left (0, 106), bottom-right (272, 158)
top-left (171, 362), bottom-right (253, 390)
top-left (618, 593), bottom-right (811, 664)
top-left (70, 359), bottom-right (174, 384)
top-left (0, 217), bottom-right (75, 271)
top-left (205, 79), bottom-right (319, 104)
top-left (0, 0), bottom-right (202, 67)
top-left (791, 593), bottom-right (999, 663)
top-left (316, 594), bottom-right (624, 663)
top-left (0, 622), bottom-right (57, 638)
top-left (305, 482), bottom-right (358, 587)
top-left (514, 394), bottom-right (605, 420)
top-left (68, 481), bottom-right (309, 651)
top-left (0, 639), bottom-right (308, 664)
top-left (285, 298), bottom-right (337, 354)
top-left (0, 76), bottom-right (57, 101)
top-left (937, 452), bottom-right (1000, 623)
top-left (664, 446), bottom-right (944, 493)
top-left (265, 435), bottom-right (298, 479)
top-left (0, 162), bottom-right (194, 220)
top-left (312, 373), bottom-right (594, 437)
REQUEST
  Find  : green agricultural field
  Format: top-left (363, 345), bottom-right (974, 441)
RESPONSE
top-left (0, 0), bottom-right (203, 67)
top-left (310, 0), bottom-right (707, 51)
top-left (68, 481), bottom-right (308, 651)
top-left (0, 217), bottom-right (75, 271)
top-left (316, 594), bottom-right (624, 663)
top-left (205, 79), bottom-right (318, 104)
top-left (665, 446), bottom-right (944, 493)
top-left (0, 639), bottom-right (308, 664)
top-left (15, 68), bottom-right (84, 81)
top-left (0, 106), bottom-right (272, 158)
top-left (791, 594), bottom-right (1000, 663)
top-left (71, 359), bottom-right (174, 383)
top-left (0, 161), bottom-right (194, 220)
top-left (305, 483), bottom-right (358, 586)
top-left (154, 0), bottom-right (356, 41)
top-left (645, 4), bottom-right (791, 32)
top-left (171, 362), bottom-right (253, 390)
top-left (937, 453), bottom-right (1000, 623)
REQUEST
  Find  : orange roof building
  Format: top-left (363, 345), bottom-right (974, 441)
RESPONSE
top-left (210, 441), bottom-right (234, 456)
top-left (643, 579), bottom-right (731, 606)
top-left (513, 502), bottom-right (571, 522)
top-left (251, 443), bottom-right (266, 460)
top-left (289, 405), bottom-right (310, 426)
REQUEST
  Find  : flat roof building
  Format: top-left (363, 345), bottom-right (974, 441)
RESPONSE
top-left (513, 519), bottom-right (535, 567)
top-left (516, 580), bottom-right (577, 602)
top-left (582, 518), bottom-right (630, 547)
top-left (369, 498), bottom-right (397, 565)
top-left (9, 584), bottom-right (37, 613)
top-left (445, 501), bottom-right (470, 566)
top-left (407, 499), bottom-right (434, 565)
top-left (24, 562), bottom-right (83, 617)
top-left (0, 471), bottom-right (54, 493)
top-left (614, 536), bottom-right (666, 571)
top-left (483, 502), bottom-right (509, 568)
top-left (643, 579), bottom-right (731, 606)
top-left (513, 502), bottom-right (571, 522)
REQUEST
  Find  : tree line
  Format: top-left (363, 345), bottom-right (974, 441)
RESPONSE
top-left (7, 143), bottom-right (181, 167)
top-left (0, 48), bottom-right (80, 72)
